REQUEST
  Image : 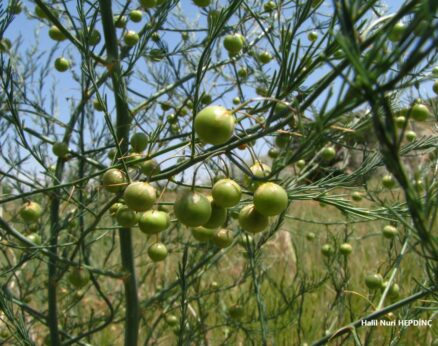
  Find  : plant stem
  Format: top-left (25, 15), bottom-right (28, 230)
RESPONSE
top-left (98, 1), bottom-right (139, 345)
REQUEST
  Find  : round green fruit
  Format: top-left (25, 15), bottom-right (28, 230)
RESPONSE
top-left (148, 243), bottom-right (168, 262)
top-left (52, 142), bottom-right (69, 158)
top-left (410, 103), bottom-right (430, 122)
top-left (296, 159), bottom-right (306, 169)
top-left (365, 273), bottom-right (384, 290)
top-left (114, 15), bottom-right (127, 28)
top-left (264, 1), bottom-right (276, 12)
top-left (140, 159), bottom-right (160, 176)
top-left (275, 133), bottom-right (290, 148)
top-left (382, 175), bottom-right (395, 189)
top-left (68, 268), bottom-right (90, 289)
top-left (307, 31), bottom-right (318, 42)
top-left (27, 233), bottom-right (42, 245)
top-left (54, 57), bottom-right (70, 72)
top-left (238, 204), bottom-right (269, 233)
top-left (405, 130), bottom-right (417, 142)
top-left (191, 226), bottom-right (216, 242)
top-left (212, 179), bottom-right (241, 208)
top-left (109, 202), bottom-right (124, 217)
top-left (268, 147), bottom-right (280, 159)
top-left (174, 191), bottom-right (212, 227)
top-left (244, 162), bottom-right (271, 191)
top-left (138, 210), bottom-right (170, 234)
top-left (339, 243), bottom-right (352, 255)
top-left (351, 191), bottom-right (362, 201)
top-left (232, 97), bottom-right (240, 105)
top-left (204, 199), bottom-right (227, 229)
top-left (193, 0), bottom-right (211, 8)
top-left (382, 282), bottom-right (400, 299)
top-left (141, 0), bottom-right (157, 9)
top-left (124, 30), bottom-right (140, 47)
top-left (237, 67), bottom-right (248, 79)
top-left (321, 244), bottom-right (333, 257)
top-left (223, 34), bottom-right (245, 54)
top-left (93, 98), bottom-right (105, 111)
top-left (212, 228), bottom-right (233, 248)
top-left (194, 105), bottom-right (235, 145)
top-left (257, 51), bottom-right (272, 64)
top-left (102, 168), bottom-right (127, 193)
top-left (388, 22), bottom-right (405, 42)
top-left (116, 205), bottom-right (138, 227)
top-left (130, 132), bottom-right (148, 152)
top-left (165, 314), bottom-right (178, 326)
top-left (321, 147), bottom-right (336, 161)
top-left (19, 202), bottom-right (42, 223)
top-left (49, 25), bottom-right (66, 41)
top-left (87, 29), bottom-right (101, 46)
top-left (228, 304), bottom-right (244, 320)
top-left (253, 182), bottom-right (288, 217)
top-left (306, 232), bottom-right (315, 241)
top-left (123, 182), bottom-right (157, 212)
top-left (382, 225), bottom-right (398, 239)
top-left (129, 10), bottom-right (143, 22)
top-left (394, 116), bottom-right (406, 128)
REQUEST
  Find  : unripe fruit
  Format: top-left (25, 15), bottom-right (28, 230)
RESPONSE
top-left (68, 268), bottom-right (90, 289)
top-left (275, 133), bottom-right (290, 148)
top-left (141, 0), bottom-right (157, 9)
top-left (27, 233), bottom-right (42, 245)
top-left (339, 243), bottom-right (352, 255)
top-left (87, 29), bottom-right (101, 46)
top-left (382, 225), bottom-right (398, 239)
top-left (124, 30), bottom-right (140, 47)
top-left (116, 205), bottom-right (138, 227)
top-left (212, 179), bottom-right (241, 208)
top-left (49, 25), bottom-right (66, 41)
top-left (114, 15), bottom-right (127, 28)
top-left (54, 57), bottom-right (70, 72)
top-left (307, 31), bottom-right (318, 42)
top-left (410, 103), bottom-right (430, 122)
top-left (306, 232), bottom-right (315, 241)
top-left (194, 105), bottom-right (235, 145)
top-left (200, 93), bottom-right (212, 105)
top-left (102, 169), bottom-right (127, 193)
top-left (351, 191), bottom-right (362, 201)
top-left (382, 175), bottom-right (395, 189)
top-left (257, 51), bottom-right (272, 64)
top-left (140, 159), bottom-right (160, 176)
top-left (148, 243), bottom-right (168, 262)
top-left (19, 202), bottom-right (43, 223)
top-left (321, 147), bottom-right (336, 161)
top-left (232, 97), bottom-right (240, 105)
top-left (239, 204), bottom-right (269, 233)
top-left (109, 202), bottom-right (124, 217)
top-left (138, 210), bottom-right (170, 234)
top-left (93, 98), bottom-right (105, 111)
top-left (296, 159), bottom-right (306, 169)
top-left (237, 68), bottom-right (248, 79)
top-left (130, 132), bottom-right (148, 152)
top-left (321, 244), bottom-right (333, 257)
top-left (123, 182), bottom-right (157, 212)
top-left (394, 116), bottom-right (406, 129)
top-left (212, 228), bottom-right (233, 248)
top-left (191, 226), bottom-right (216, 242)
top-left (253, 182), bottom-right (288, 217)
top-left (388, 22), bottom-right (405, 42)
top-left (223, 34), bottom-right (245, 54)
top-left (193, 0), bottom-right (211, 8)
top-left (382, 282), bottom-right (400, 299)
top-left (244, 162), bottom-right (271, 191)
top-left (174, 191), bottom-right (212, 227)
top-left (264, 1), bottom-right (276, 12)
top-left (405, 130), bottom-right (417, 142)
top-left (365, 273), bottom-right (384, 290)
top-left (268, 147), bottom-right (280, 159)
top-left (204, 199), bottom-right (227, 229)
top-left (165, 314), bottom-right (178, 326)
top-left (228, 304), bottom-right (244, 320)
top-left (52, 142), bottom-right (69, 158)
top-left (129, 10), bottom-right (143, 23)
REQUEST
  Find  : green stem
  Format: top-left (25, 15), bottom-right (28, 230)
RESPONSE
top-left (98, 1), bottom-right (139, 345)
